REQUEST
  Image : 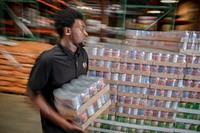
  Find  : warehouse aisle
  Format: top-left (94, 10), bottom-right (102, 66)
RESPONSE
top-left (0, 92), bottom-right (42, 133)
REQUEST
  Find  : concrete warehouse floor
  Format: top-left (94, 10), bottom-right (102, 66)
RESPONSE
top-left (0, 92), bottom-right (42, 133)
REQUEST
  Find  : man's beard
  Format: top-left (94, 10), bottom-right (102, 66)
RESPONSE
top-left (78, 42), bottom-right (85, 47)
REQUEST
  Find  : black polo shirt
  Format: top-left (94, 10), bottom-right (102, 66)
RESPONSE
top-left (28, 43), bottom-right (88, 133)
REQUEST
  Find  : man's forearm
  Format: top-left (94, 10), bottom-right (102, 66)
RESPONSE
top-left (27, 90), bottom-right (65, 126)
top-left (26, 89), bottom-right (83, 131)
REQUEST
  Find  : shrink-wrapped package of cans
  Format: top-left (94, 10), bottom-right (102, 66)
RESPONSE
top-left (53, 75), bottom-right (110, 128)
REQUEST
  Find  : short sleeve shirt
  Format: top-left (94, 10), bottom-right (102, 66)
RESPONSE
top-left (27, 43), bottom-right (88, 133)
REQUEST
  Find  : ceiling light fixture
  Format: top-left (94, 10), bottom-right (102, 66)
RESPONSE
top-left (160, 0), bottom-right (179, 3)
top-left (147, 10), bottom-right (162, 14)
top-left (77, 6), bottom-right (93, 10)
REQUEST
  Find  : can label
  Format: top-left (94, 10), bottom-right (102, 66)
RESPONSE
top-left (166, 78), bottom-right (175, 86)
top-left (131, 108), bottom-right (138, 115)
top-left (121, 127), bottom-right (128, 132)
top-left (119, 73), bottom-right (126, 81)
top-left (134, 64), bottom-right (142, 71)
top-left (103, 72), bottom-right (111, 80)
top-left (112, 61), bottom-right (120, 69)
top-left (104, 48), bottom-right (112, 56)
top-left (153, 53), bottom-right (162, 61)
top-left (184, 79), bottom-right (192, 87)
top-left (170, 54), bottom-right (178, 62)
top-left (123, 107), bottom-right (131, 114)
top-left (166, 90), bottom-right (172, 97)
top-left (172, 90), bottom-right (180, 98)
top-left (174, 79), bottom-right (183, 87)
top-left (118, 106), bottom-right (123, 113)
top-left (171, 101), bottom-right (178, 108)
top-left (127, 63), bottom-right (135, 71)
top-left (142, 76), bottom-right (149, 84)
top-left (134, 75), bottom-right (142, 83)
top-left (89, 70), bottom-right (96, 76)
top-left (156, 89), bottom-right (165, 96)
top-left (108, 115), bottom-right (115, 121)
top-left (161, 54), bottom-right (170, 62)
top-left (146, 110), bottom-right (153, 117)
top-left (87, 105), bottom-right (95, 117)
top-left (144, 120), bottom-right (152, 126)
top-left (158, 78), bottom-right (166, 86)
top-left (161, 112), bottom-right (169, 119)
top-left (89, 59), bottom-right (97, 67)
top-left (130, 118), bottom-right (137, 124)
top-left (104, 61), bottom-right (112, 68)
top-left (152, 121), bottom-right (158, 126)
top-left (177, 55), bottom-right (186, 63)
top-left (116, 126), bottom-right (122, 131)
top-left (110, 94), bottom-right (116, 102)
top-left (139, 98), bottom-right (147, 106)
top-left (129, 50), bottom-right (137, 59)
top-left (118, 85), bottom-right (126, 92)
top-left (133, 87), bottom-right (140, 94)
top-left (138, 109), bottom-right (146, 116)
top-left (144, 52), bottom-right (152, 61)
top-left (192, 68), bottom-right (200, 76)
top-left (150, 65), bottom-right (159, 73)
top-left (153, 110), bottom-right (161, 117)
top-left (187, 55), bottom-right (194, 63)
top-left (94, 122), bottom-right (101, 128)
top-left (120, 49), bottom-right (129, 58)
top-left (191, 80), bottom-right (199, 87)
top-left (97, 60), bottom-right (104, 67)
top-left (184, 68), bottom-right (193, 75)
top-left (124, 96), bottom-right (133, 104)
top-left (142, 64), bottom-right (150, 72)
top-left (77, 111), bottom-right (88, 124)
top-left (118, 95), bottom-right (125, 103)
top-left (111, 73), bottom-right (119, 80)
top-left (159, 66), bottom-right (167, 73)
top-left (96, 71), bottom-right (103, 77)
top-left (97, 47), bottom-right (105, 56)
top-left (140, 87), bottom-right (148, 94)
top-left (120, 62), bottom-right (127, 71)
top-left (167, 66), bottom-right (175, 74)
top-left (150, 77), bottom-right (159, 84)
top-left (112, 49), bottom-right (120, 57)
top-left (136, 119), bottom-right (144, 125)
top-left (148, 99), bottom-right (156, 106)
top-left (125, 85), bottom-right (133, 93)
top-left (96, 98), bottom-right (102, 109)
top-left (175, 67), bottom-right (184, 75)
top-left (91, 47), bottom-right (97, 55)
top-left (136, 51), bottom-right (144, 60)
top-left (126, 74), bottom-right (134, 82)
top-left (194, 56), bottom-right (200, 64)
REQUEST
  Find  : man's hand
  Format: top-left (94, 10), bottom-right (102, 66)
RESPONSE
top-left (60, 119), bottom-right (83, 132)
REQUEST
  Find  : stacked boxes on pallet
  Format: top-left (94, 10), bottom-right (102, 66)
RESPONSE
top-left (0, 41), bottom-right (52, 94)
top-left (86, 30), bottom-right (200, 133)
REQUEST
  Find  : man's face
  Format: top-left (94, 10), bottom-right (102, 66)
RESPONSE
top-left (70, 19), bottom-right (88, 46)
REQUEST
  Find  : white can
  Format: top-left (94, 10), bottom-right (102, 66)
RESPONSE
top-left (87, 105), bottom-right (95, 117)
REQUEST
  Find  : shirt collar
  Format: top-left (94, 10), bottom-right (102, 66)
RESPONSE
top-left (58, 43), bottom-right (81, 57)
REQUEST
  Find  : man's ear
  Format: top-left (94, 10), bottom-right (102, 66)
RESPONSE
top-left (64, 27), bottom-right (71, 35)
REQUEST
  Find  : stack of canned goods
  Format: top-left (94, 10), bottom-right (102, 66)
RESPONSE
top-left (175, 122), bottom-right (200, 131)
top-left (95, 115), bottom-right (175, 132)
top-left (181, 31), bottom-right (200, 51)
top-left (53, 75), bottom-right (109, 125)
top-left (149, 88), bottom-right (181, 98)
top-left (87, 44), bottom-right (192, 64)
top-left (178, 102), bottom-right (200, 121)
